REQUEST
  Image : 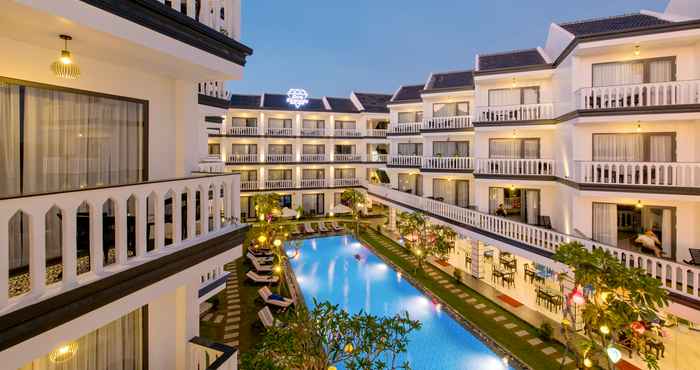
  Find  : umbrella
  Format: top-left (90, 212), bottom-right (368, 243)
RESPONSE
top-left (280, 207), bottom-right (297, 218)
top-left (331, 204), bottom-right (352, 214)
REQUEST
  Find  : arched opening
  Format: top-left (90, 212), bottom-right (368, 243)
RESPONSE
top-left (147, 192), bottom-right (157, 251)
top-left (181, 189), bottom-right (190, 240)
top-left (127, 195), bottom-right (137, 258)
top-left (76, 201), bottom-right (91, 275)
top-left (164, 190), bottom-right (174, 246)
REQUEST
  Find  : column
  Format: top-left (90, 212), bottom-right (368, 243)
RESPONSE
top-left (30, 211), bottom-right (46, 295)
top-left (0, 214), bottom-right (9, 306)
top-left (200, 187), bottom-right (209, 235)
top-left (62, 207), bottom-right (78, 287)
top-left (135, 194), bottom-right (147, 257)
top-left (187, 190), bottom-right (196, 238)
top-left (470, 240), bottom-right (485, 279)
top-left (115, 199), bottom-right (128, 265)
top-left (232, 179), bottom-right (241, 224)
top-left (388, 208), bottom-right (397, 231)
top-left (89, 202), bottom-right (104, 274)
top-left (154, 194), bottom-right (165, 251)
top-left (172, 192), bottom-right (182, 244)
top-left (212, 184), bottom-right (221, 230)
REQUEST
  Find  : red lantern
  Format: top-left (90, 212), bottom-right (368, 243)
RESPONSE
top-left (571, 287), bottom-right (585, 305)
top-left (630, 321), bottom-right (646, 335)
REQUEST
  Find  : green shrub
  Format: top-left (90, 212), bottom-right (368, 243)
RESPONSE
top-left (538, 322), bottom-right (553, 342)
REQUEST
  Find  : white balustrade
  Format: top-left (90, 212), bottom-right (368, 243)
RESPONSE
top-left (197, 161), bottom-right (225, 174)
top-left (240, 181), bottom-right (259, 191)
top-left (227, 154), bottom-right (258, 163)
top-left (300, 154), bottom-right (329, 162)
top-left (264, 180), bottom-right (294, 189)
top-left (367, 129), bottom-right (388, 137)
top-left (423, 157), bottom-right (474, 171)
top-left (388, 155), bottom-right (422, 167)
top-left (198, 81), bottom-right (231, 100)
top-left (301, 129), bottom-right (328, 137)
top-left (190, 337), bottom-right (238, 370)
top-left (266, 127), bottom-right (294, 136)
top-left (0, 174), bottom-right (243, 313)
top-left (475, 158), bottom-right (555, 176)
top-left (388, 122), bottom-right (421, 135)
top-left (369, 154), bottom-right (388, 163)
top-left (225, 126), bottom-right (259, 136)
top-left (266, 154), bottom-right (293, 163)
top-left (300, 179), bottom-right (328, 188)
top-left (334, 129), bottom-right (362, 137)
top-left (172, 0), bottom-right (238, 39)
top-left (334, 178), bottom-right (360, 187)
top-left (334, 154), bottom-right (364, 162)
top-left (575, 161), bottom-right (700, 187)
top-left (475, 103), bottom-right (554, 122)
top-left (364, 182), bottom-right (700, 301)
top-left (577, 80), bottom-right (700, 110)
top-left (422, 116), bottom-right (473, 130)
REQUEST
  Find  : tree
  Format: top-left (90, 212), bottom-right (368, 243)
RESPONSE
top-left (248, 193), bottom-right (292, 293)
top-left (397, 212), bottom-right (456, 270)
top-left (252, 193), bottom-right (282, 223)
top-left (241, 300), bottom-right (422, 370)
top-left (341, 189), bottom-right (367, 235)
top-left (429, 224), bottom-right (456, 262)
top-left (553, 242), bottom-right (669, 370)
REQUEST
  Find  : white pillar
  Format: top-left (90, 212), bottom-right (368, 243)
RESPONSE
top-left (212, 184), bottom-right (221, 230)
top-left (154, 194), bottom-right (165, 250)
top-left (232, 178), bottom-right (241, 224)
top-left (135, 194), bottom-right (147, 257)
top-left (62, 207), bottom-right (78, 287)
top-left (30, 212), bottom-right (46, 295)
top-left (89, 202), bottom-right (104, 274)
top-left (115, 199), bottom-right (128, 265)
top-left (388, 208), bottom-right (397, 231)
top-left (0, 214), bottom-right (9, 307)
top-left (471, 240), bottom-right (485, 279)
top-left (173, 192), bottom-right (182, 244)
top-left (200, 187), bottom-right (209, 235)
top-left (187, 190), bottom-right (196, 239)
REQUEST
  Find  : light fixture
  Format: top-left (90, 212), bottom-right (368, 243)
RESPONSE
top-left (599, 324), bottom-right (610, 335)
top-left (273, 265), bottom-right (282, 274)
top-left (51, 35), bottom-right (80, 80)
top-left (636, 200), bottom-right (643, 209)
top-left (606, 346), bottom-right (622, 364)
top-left (49, 342), bottom-right (78, 363)
top-left (273, 239), bottom-right (282, 247)
top-left (509, 184), bottom-right (516, 191)
top-left (344, 343), bottom-right (354, 354)
top-left (571, 287), bottom-right (585, 305)
top-left (636, 123), bottom-right (641, 132)
top-left (583, 358), bottom-right (593, 368)
top-left (634, 45), bottom-right (641, 57)
top-left (512, 129), bottom-right (517, 138)
top-left (511, 77), bottom-right (517, 88)
top-left (257, 234), bottom-right (267, 243)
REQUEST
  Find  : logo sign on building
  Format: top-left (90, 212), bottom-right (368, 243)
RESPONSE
top-left (286, 88), bottom-right (309, 109)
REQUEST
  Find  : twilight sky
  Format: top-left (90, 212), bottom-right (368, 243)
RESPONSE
top-left (228, 0), bottom-right (667, 98)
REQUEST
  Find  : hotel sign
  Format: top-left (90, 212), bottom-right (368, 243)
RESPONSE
top-left (286, 88), bottom-right (309, 108)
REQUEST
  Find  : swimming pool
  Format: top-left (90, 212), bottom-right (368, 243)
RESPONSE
top-left (290, 235), bottom-right (510, 370)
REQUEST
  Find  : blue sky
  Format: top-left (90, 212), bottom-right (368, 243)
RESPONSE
top-left (229, 0), bottom-right (668, 97)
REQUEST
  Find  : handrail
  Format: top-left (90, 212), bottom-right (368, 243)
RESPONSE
top-left (422, 115), bottom-right (473, 130)
top-left (189, 336), bottom-right (237, 370)
top-left (475, 103), bottom-right (554, 122)
top-left (576, 80), bottom-right (700, 110)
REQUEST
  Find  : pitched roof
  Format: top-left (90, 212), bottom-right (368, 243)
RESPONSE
top-left (325, 97), bottom-right (360, 113)
top-left (354, 93), bottom-right (392, 113)
top-left (559, 13), bottom-right (671, 37)
top-left (261, 93), bottom-right (326, 112)
top-left (229, 94), bottom-right (261, 109)
top-left (478, 48), bottom-right (549, 72)
top-left (424, 70), bottom-right (474, 93)
top-left (390, 85), bottom-right (423, 104)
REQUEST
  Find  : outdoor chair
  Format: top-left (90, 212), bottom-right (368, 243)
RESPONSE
top-left (683, 249), bottom-right (700, 265)
top-left (258, 306), bottom-right (284, 329)
top-left (246, 271), bottom-right (279, 284)
top-left (258, 286), bottom-right (294, 309)
top-left (250, 256), bottom-right (273, 273)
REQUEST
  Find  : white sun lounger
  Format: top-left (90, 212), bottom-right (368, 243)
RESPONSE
top-left (303, 222), bottom-right (316, 234)
top-left (332, 222), bottom-right (345, 231)
top-left (246, 271), bottom-right (279, 284)
top-left (258, 306), bottom-right (284, 329)
top-left (250, 256), bottom-right (273, 272)
top-left (247, 251), bottom-right (274, 264)
top-left (317, 222), bottom-right (329, 233)
top-left (258, 286), bottom-right (294, 308)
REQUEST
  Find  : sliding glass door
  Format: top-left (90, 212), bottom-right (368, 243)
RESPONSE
top-left (489, 187), bottom-right (540, 225)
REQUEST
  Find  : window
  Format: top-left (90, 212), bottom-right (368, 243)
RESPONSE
top-left (302, 169), bottom-right (325, 179)
top-left (488, 87), bottom-right (539, 106)
top-left (433, 141), bottom-right (469, 157)
top-left (303, 119), bottom-right (325, 129)
top-left (302, 194), bottom-right (325, 215)
top-left (397, 143), bottom-right (423, 156)
top-left (268, 144), bottom-right (293, 154)
top-left (489, 138), bottom-right (539, 159)
top-left (432, 179), bottom-right (469, 207)
top-left (335, 145), bottom-right (355, 155)
top-left (592, 133), bottom-right (675, 162)
top-left (232, 117), bottom-right (257, 127)
top-left (432, 102), bottom-right (468, 117)
top-left (489, 187), bottom-right (540, 225)
top-left (231, 144), bottom-right (257, 154)
top-left (279, 194), bottom-right (292, 208)
top-left (592, 57), bottom-right (675, 87)
top-left (398, 111), bottom-right (423, 123)
top-left (335, 168), bottom-right (356, 179)
top-left (398, 173), bottom-right (422, 195)
top-left (208, 143), bottom-right (221, 155)
top-left (0, 80), bottom-right (146, 197)
top-left (335, 120), bottom-right (356, 130)
top-left (303, 144), bottom-right (325, 154)
top-left (268, 118), bottom-right (292, 128)
top-left (239, 170), bottom-right (257, 182)
top-left (268, 169), bottom-right (292, 180)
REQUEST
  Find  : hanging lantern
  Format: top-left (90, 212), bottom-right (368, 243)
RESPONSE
top-left (51, 35), bottom-right (80, 80)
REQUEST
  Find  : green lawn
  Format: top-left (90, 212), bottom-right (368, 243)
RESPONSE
top-left (359, 227), bottom-right (574, 370)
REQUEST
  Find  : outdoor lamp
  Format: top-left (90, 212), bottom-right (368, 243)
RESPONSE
top-left (636, 200), bottom-right (643, 209)
top-left (634, 45), bottom-right (641, 56)
top-left (599, 324), bottom-right (610, 335)
top-left (273, 239), bottom-right (282, 247)
top-left (51, 35), bottom-right (80, 79)
top-left (258, 235), bottom-right (267, 244)
top-left (606, 346), bottom-right (622, 364)
top-left (273, 265), bottom-right (282, 274)
top-left (49, 342), bottom-right (78, 363)
top-left (344, 343), bottom-right (354, 353)
top-left (583, 358), bottom-right (593, 368)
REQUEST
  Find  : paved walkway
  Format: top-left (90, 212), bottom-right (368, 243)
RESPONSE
top-left (200, 262), bottom-right (242, 347)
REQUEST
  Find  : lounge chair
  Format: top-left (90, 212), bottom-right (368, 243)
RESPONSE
top-left (684, 249), bottom-right (700, 265)
top-left (247, 251), bottom-right (274, 264)
top-left (291, 225), bottom-right (301, 236)
top-left (331, 222), bottom-right (345, 232)
top-left (249, 248), bottom-right (273, 257)
top-left (247, 271), bottom-right (279, 284)
top-left (317, 222), bottom-right (329, 233)
top-left (250, 257), bottom-right (273, 273)
top-left (258, 306), bottom-right (284, 329)
top-left (303, 222), bottom-right (316, 234)
top-left (258, 286), bottom-right (294, 308)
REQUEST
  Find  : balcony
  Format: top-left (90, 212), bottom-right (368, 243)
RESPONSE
top-left (264, 180), bottom-right (294, 189)
top-left (475, 158), bottom-right (555, 176)
top-left (224, 126), bottom-right (259, 136)
top-left (334, 178), bottom-right (361, 187)
top-left (301, 128), bottom-right (328, 137)
top-left (240, 181), bottom-right (259, 191)
top-left (475, 103), bottom-right (555, 123)
top-left (266, 154), bottom-right (294, 163)
top-left (422, 116), bottom-right (473, 131)
top-left (0, 174), bottom-right (244, 312)
top-left (227, 154), bottom-right (258, 164)
top-left (365, 183), bottom-right (700, 302)
top-left (575, 161), bottom-right (700, 187)
top-left (367, 129), bottom-right (388, 137)
top-left (368, 154), bottom-right (388, 163)
top-left (334, 129), bottom-right (362, 137)
top-left (190, 337), bottom-right (238, 370)
top-left (388, 155), bottom-right (422, 167)
top-left (577, 80), bottom-right (700, 111)
top-left (388, 122), bottom-right (421, 135)
top-left (300, 179), bottom-right (328, 188)
top-left (334, 154), bottom-right (364, 162)
top-left (300, 154), bottom-right (329, 162)
top-left (266, 127), bottom-right (294, 136)
top-left (422, 157), bottom-right (474, 171)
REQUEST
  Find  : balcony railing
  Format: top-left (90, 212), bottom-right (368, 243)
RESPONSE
top-left (334, 154), bottom-right (364, 162)
top-left (388, 155), bottom-right (422, 167)
top-left (264, 180), bottom-right (294, 189)
top-left (266, 154), bottom-right (294, 163)
top-left (240, 180), bottom-right (259, 191)
top-left (365, 182), bottom-right (700, 301)
top-left (423, 157), bottom-right (474, 171)
top-left (367, 129), bottom-right (388, 137)
top-left (575, 161), bottom-right (700, 187)
top-left (190, 337), bottom-right (238, 370)
top-left (334, 178), bottom-right (361, 187)
top-left (300, 179), bottom-right (328, 188)
top-left (300, 154), bottom-right (329, 162)
top-left (301, 129), bottom-right (328, 137)
top-left (422, 116), bottom-right (473, 130)
top-left (475, 158), bottom-right (555, 176)
top-left (199, 81), bottom-right (231, 100)
top-left (266, 127), bottom-right (294, 136)
top-left (334, 129), bottom-right (362, 137)
top-left (368, 154), bottom-right (388, 163)
top-left (475, 103), bottom-right (555, 123)
top-left (0, 174), bottom-right (243, 312)
top-left (227, 154), bottom-right (258, 163)
top-left (577, 80), bottom-right (700, 110)
top-left (224, 126), bottom-right (258, 136)
top-left (388, 122), bottom-right (421, 135)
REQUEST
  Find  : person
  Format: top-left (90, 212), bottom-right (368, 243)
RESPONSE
top-left (635, 228), bottom-right (663, 257)
top-left (495, 204), bottom-right (507, 217)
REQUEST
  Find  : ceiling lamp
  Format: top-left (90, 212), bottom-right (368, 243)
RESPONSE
top-left (634, 45), bottom-right (641, 57)
top-left (51, 35), bottom-right (80, 80)
top-left (49, 342), bottom-right (78, 363)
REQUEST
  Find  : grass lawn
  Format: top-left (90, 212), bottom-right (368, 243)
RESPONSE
top-left (359, 226), bottom-right (575, 370)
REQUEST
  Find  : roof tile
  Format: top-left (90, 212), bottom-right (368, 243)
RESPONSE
top-left (559, 13), bottom-right (670, 37)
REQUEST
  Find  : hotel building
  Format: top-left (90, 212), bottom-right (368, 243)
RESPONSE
top-left (0, 1), bottom-right (251, 369)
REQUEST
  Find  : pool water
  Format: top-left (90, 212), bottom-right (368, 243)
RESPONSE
top-left (290, 235), bottom-right (510, 370)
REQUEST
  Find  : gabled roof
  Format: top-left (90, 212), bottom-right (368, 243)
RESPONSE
top-left (261, 93), bottom-right (326, 112)
top-left (477, 48), bottom-right (549, 72)
top-left (325, 97), bottom-right (360, 113)
top-left (424, 70), bottom-right (474, 93)
top-left (354, 93), bottom-right (392, 113)
top-left (559, 13), bottom-right (671, 37)
top-left (229, 94), bottom-right (261, 109)
top-left (390, 85), bottom-right (424, 104)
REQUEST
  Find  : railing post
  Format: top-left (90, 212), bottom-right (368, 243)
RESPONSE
top-left (213, 183), bottom-right (222, 230)
top-left (62, 207), bottom-right (78, 287)
top-left (173, 191), bottom-right (182, 244)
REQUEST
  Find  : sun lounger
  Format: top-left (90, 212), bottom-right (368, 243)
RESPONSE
top-left (258, 286), bottom-right (294, 308)
top-left (250, 257), bottom-right (273, 273)
top-left (258, 306), bottom-right (284, 329)
top-left (291, 225), bottom-right (301, 236)
top-left (317, 222), bottom-right (329, 233)
top-left (247, 251), bottom-right (274, 264)
top-left (332, 222), bottom-right (344, 232)
top-left (249, 248), bottom-right (274, 257)
top-left (303, 222), bottom-right (316, 234)
top-left (247, 271), bottom-right (279, 284)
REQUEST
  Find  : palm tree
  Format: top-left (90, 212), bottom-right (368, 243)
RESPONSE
top-left (252, 192), bottom-right (282, 223)
top-left (397, 212), bottom-right (429, 270)
top-left (429, 224), bottom-right (456, 262)
top-left (340, 189), bottom-right (366, 235)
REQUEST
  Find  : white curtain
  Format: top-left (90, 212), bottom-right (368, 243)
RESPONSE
top-left (303, 169), bottom-right (324, 179)
top-left (456, 180), bottom-right (469, 208)
top-left (240, 170), bottom-right (257, 182)
top-left (661, 209), bottom-right (672, 256)
top-left (432, 179), bottom-right (454, 204)
top-left (1, 83), bottom-right (20, 197)
top-left (593, 62), bottom-right (644, 87)
top-left (397, 112), bottom-right (416, 123)
top-left (433, 102), bottom-right (468, 117)
top-left (488, 89), bottom-right (520, 106)
top-left (335, 168), bottom-right (355, 179)
top-left (522, 87), bottom-right (539, 104)
top-left (23, 87), bottom-right (143, 194)
top-left (649, 135), bottom-right (673, 162)
top-left (489, 188), bottom-right (504, 214)
top-left (268, 118), bottom-right (291, 128)
top-left (489, 139), bottom-right (521, 159)
top-left (268, 169), bottom-right (290, 180)
top-left (525, 190), bottom-right (540, 225)
top-left (593, 203), bottom-right (618, 246)
top-left (522, 139), bottom-right (539, 159)
top-left (232, 117), bottom-right (256, 127)
top-left (303, 144), bottom-right (324, 154)
top-left (593, 134), bottom-right (644, 162)
top-left (649, 60), bottom-right (674, 83)
top-left (268, 144), bottom-right (291, 154)
top-left (433, 141), bottom-right (469, 156)
top-left (231, 144), bottom-right (256, 155)
top-left (398, 143), bottom-right (421, 156)
top-left (335, 120), bottom-right (356, 129)
top-left (302, 119), bottom-right (324, 129)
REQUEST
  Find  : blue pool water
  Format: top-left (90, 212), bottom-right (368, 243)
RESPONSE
top-left (290, 235), bottom-right (510, 370)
